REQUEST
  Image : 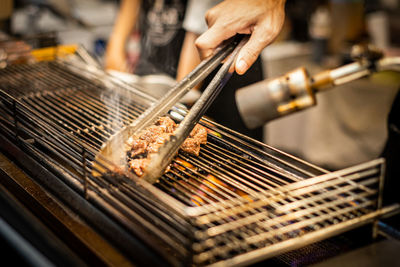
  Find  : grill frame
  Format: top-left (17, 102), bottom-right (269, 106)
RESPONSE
top-left (0, 59), bottom-right (398, 266)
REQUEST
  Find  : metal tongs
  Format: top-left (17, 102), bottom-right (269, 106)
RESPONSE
top-left (93, 35), bottom-right (247, 183)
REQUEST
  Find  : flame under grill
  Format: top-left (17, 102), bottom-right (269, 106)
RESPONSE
top-left (0, 60), bottom-right (397, 266)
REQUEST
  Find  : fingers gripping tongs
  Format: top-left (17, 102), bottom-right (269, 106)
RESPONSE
top-left (94, 35), bottom-right (247, 184)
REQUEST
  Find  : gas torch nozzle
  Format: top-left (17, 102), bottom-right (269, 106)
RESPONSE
top-left (235, 45), bottom-right (399, 129)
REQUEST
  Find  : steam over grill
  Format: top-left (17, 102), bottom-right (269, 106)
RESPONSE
top-left (0, 60), bottom-right (398, 266)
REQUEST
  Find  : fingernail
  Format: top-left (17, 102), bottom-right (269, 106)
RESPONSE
top-left (236, 59), bottom-right (248, 74)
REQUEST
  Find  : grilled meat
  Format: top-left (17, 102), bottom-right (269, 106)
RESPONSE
top-left (147, 133), bottom-right (171, 154)
top-left (179, 124), bottom-right (208, 156)
top-left (180, 137), bottom-right (201, 156)
top-left (189, 124), bottom-right (208, 145)
top-left (128, 158), bottom-right (150, 177)
top-left (139, 125), bottom-right (165, 143)
top-left (155, 116), bottom-right (177, 133)
top-left (126, 116), bottom-right (208, 177)
top-left (126, 137), bottom-right (147, 158)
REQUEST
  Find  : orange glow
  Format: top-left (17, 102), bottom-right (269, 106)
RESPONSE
top-left (208, 131), bottom-right (222, 138)
top-left (174, 159), bottom-right (254, 205)
top-left (236, 190), bottom-right (253, 202)
top-left (175, 157), bottom-right (195, 169)
top-left (191, 195), bottom-right (205, 206)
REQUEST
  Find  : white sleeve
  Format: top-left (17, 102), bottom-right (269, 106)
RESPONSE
top-left (183, 0), bottom-right (222, 34)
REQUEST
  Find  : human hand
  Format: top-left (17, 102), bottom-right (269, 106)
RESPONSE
top-left (195, 0), bottom-right (286, 75)
top-left (104, 43), bottom-right (131, 73)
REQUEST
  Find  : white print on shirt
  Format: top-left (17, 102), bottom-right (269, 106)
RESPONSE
top-left (146, 0), bottom-right (183, 46)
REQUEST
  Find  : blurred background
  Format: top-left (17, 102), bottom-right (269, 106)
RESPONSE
top-left (0, 0), bottom-right (118, 61)
top-left (1, 0), bottom-right (400, 171)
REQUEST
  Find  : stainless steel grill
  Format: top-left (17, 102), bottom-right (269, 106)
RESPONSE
top-left (0, 59), bottom-right (398, 266)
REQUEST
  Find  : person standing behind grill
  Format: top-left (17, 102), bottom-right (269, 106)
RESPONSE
top-left (105, 0), bottom-right (286, 141)
top-left (105, 0), bottom-right (187, 76)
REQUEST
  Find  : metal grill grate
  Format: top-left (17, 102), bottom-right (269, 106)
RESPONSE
top-left (188, 160), bottom-right (385, 265)
top-left (0, 60), bottom-right (398, 266)
top-left (0, 61), bottom-right (318, 205)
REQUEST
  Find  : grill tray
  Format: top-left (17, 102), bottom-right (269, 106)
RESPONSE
top-left (0, 60), bottom-right (398, 266)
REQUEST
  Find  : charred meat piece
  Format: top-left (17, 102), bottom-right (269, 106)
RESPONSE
top-left (126, 116), bottom-right (208, 177)
top-left (190, 124), bottom-right (208, 145)
top-left (180, 137), bottom-right (201, 156)
top-left (155, 116), bottom-right (177, 133)
top-left (179, 124), bottom-right (208, 156)
top-left (147, 133), bottom-right (172, 154)
top-left (139, 125), bottom-right (165, 143)
top-left (127, 137), bottom-right (148, 158)
top-left (128, 158), bottom-right (150, 177)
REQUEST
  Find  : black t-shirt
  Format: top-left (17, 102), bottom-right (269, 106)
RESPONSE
top-left (135, 0), bottom-right (187, 78)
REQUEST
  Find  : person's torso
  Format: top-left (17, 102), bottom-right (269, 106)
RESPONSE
top-left (135, 0), bottom-right (187, 77)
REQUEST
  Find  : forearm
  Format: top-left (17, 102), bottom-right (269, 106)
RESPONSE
top-left (177, 31), bottom-right (201, 81)
top-left (108, 0), bottom-right (140, 49)
top-left (105, 0), bottom-right (141, 71)
top-left (176, 31), bottom-right (202, 105)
